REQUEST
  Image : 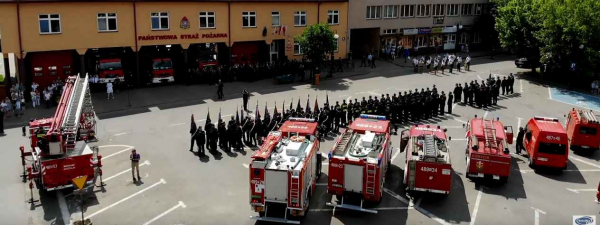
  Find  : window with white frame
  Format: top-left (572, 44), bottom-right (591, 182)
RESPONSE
top-left (401, 5), bottom-right (415, 18)
top-left (97, 13), bottom-right (117, 32)
top-left (417, 36), bottom-right (428, 47)
top-left (461, 4), bottom-right (473, 16)
top-left (272, 12), bottom-right (280, 26)
top-left (294, 11), bottom-right (306, 26)
top-left (199, 12), bottom-right (215, 28)
top-left (383, 29), bottom-right (397, 34)
top-left (242, 12), bottom-right (256, 27)
top-left (328, 10), bottom-right (339, 24)
top-left (416, 4), bottom-right (430, 17)
top-left (459, 33), bottom-right (470, 44)
top-left (473, 32), bottom-right (481, 43)
top-left (151, 12), bottom-right (169, 30)
top-left (383, 5), bottom-right (398, 18)
top-left (294, 39), bottom-right (302, 55)
top-left (432, 4), bottom-right (445, 16)
top-left (447, 4), bottom-right (460, 16)
top-left (444, 34), bottom-right (456, 44)
top-left (474, 4), bottom-right (484, 15)
top-left (366, 6), bottom-right (382, 19)
top-left (39, 14), bottom-right (61, 34)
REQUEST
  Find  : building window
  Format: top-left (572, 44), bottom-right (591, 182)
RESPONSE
top-left (199, 12), bottom-right (216, 28)
top-left (294, 11), bottom-right (307, 26)
top-left (383, 5), bottom-right (398, 18)
top-left (334, 37), bottom-right (339, 52)
top-left (461, 4), bottom-right (473, 16)
top-left (383, 29), bottom-right (397, 34)
top-left (474, 4), bottom-right (484, 15)
top-left (444, 34), bottom-right (456, 44)
top-left (473, 32), bottom-right (481, 43)
top-left (151, 12), bottom-right (169, 30)
top-left (242, 12), bottom-right (256, 27)
top-left (447, 4), bottom-right (460, 16)
top-left (401, 5), bottom-right (415, 18)
top-left (272, 12), bottom-right (280, 26)
top-left (39, 14), bottom-right (61, 34)
top-left (294, 39), bottom-right (303, 55)
top-left (328, 10), bottom-right (339, 25)
top-left (432, 4), bottom-right (445, 16)
top-left (416, 5), bottom-right (430, 17)
top-left (460, 33), bottom-right (470, 44)
top-left (417, 36), bottom-right (428, 47)
top-left (366, 6), bottom-right (382, 19)
top-left (97, 13), bottom-right (117, 32)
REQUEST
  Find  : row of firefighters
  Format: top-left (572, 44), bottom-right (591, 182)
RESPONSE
top-left (240, 102), bottom-right (598, 223)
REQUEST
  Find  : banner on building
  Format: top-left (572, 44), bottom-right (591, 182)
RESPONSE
top-left (418, 28), bottom-right (432, 34)
top-left (8, 53), bottom-right (18, 80)
top-left (403, 29), bottom-right (418, 35)
top-left (432, 27), bottom-right (443, 34)
top-left (0, 53), bottom-right (5, 82)
top-left (442, 26), bottom-right (457, 33)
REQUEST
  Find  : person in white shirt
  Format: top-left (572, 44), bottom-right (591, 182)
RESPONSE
top-left (457, 56), bottom-right (463, 72)
top-left (465, 55), bottom-right (471, 71)
top-left (107, 81), bottom-right (114, 99)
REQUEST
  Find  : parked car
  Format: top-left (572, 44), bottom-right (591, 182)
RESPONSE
top-left (515, 57), bottom-right (531, 68)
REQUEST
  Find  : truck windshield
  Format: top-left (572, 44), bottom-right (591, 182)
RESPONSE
top-left (579, 126), bottom-right (597, 135)
top-left (153, 60), bottom-right (173, 70)
top-left (99, 61), bottom-right (122, 70)
top-left (538, 142), bottom-right (567, 155)
top-left (199, 53), bottom-right (217, 63)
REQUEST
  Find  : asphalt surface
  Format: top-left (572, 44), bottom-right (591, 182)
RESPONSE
top-left (3, 56), bottom-right (600, 225)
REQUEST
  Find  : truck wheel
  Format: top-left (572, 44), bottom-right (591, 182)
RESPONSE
top-left (259, 211), bottom-right (266, 218)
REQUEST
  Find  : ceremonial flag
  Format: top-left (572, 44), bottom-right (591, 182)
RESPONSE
top-left (191, 114), bottom-right (197, 131)
top-left (205, 108), bottom-right (211, 128)
top-left (296, 97), bottom-right (301, 111)
top-left (274, 101), bottom-right (278, 114)
top-left (236, 106), bottom-right (240, 125)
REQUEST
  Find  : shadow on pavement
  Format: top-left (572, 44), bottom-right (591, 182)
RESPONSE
top-left (416, 172), bottom-right (471, 224)
top-left (37, 189), bottom-right (62, 224)
top-left (534, 160), bottom-right (587, 184)
top-left (477, 157), bottom-right (528, 200)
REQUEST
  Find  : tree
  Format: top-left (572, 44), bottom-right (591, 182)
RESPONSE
top-left (297, 23), bottom-right (336, 73)
top-left (494, 0), bottom-right (543, 71)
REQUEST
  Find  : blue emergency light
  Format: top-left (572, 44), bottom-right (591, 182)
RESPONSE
top-left (360, 114), bottom-right (386, 120)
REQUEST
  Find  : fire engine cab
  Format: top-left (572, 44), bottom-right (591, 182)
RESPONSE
top-left (565, 108), bottom-right (600, 153)
top-left (249, 118), bottom-right (322, 224)
top-left (327, 114), bottom-right (392, 214)
top-left (400, 125), bottom-right (452, 195)
top-left (523, 116), bottom-right (569, 170)
top-left (465, 117), bottom-right (513, 183)
top-left (20, 74), bottom-right (101, 191)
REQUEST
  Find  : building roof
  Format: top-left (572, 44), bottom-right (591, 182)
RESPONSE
top-left (0, 0), bottom-right (346, 3)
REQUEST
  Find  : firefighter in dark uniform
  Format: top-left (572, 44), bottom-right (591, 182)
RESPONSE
top-left (354, 99), bottom-right (361, 120)
top-left (209, 124), bottom-right (218, 152)
top-left (190, 121), bottom-right (199, 152)
top-left (347, 100), bottom-right (354, 124)
top-left (463, 83), bottom-right (469, 105)
top-left (218, 119), bottom-right (228, 151)
top-left (334, 101), bottom-right (341, 132)
top-left (367, 96), bottom-right (373, 105)
top-left (251, 118), bottom-right (262, 146)
top-left (205, 123), bottom-right (213, 151)
top-left (516, 127), bottom-right (525, 154)
top-left (439, 91), bottom-right (446, 116)
top-left (228, 117), bottom-right (237, 151)
top-left (447, 92), bottom-right (454, 114)
top-left (341, 100), bottom-right (348, 127)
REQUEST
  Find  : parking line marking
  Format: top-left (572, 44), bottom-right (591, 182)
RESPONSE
top-left (368, 91), bottom-right (379, 96)
top-left (548, 87), bottom-right (552, 99)
top-left (451, 138), bottom-right (466, 141)
top-left (454, 118), bottom-right (468, 124)
top-left (342, 78), bottom-right (352, 83)
top-left (346, 96), bottom-right (351, 102)
top-left (149, 107), bottom-right (160, 112)
top-left (309, 206), bottom-right (410, 212)
top-left (114, 132), bottom-right (130, 136)
top-left (531, 207), bottom-right (546, 225)
top-left (251, 92), bottom-right (261, 96)
top-left (102, 146), bottom-right (135, 160)
top-left (516, 117), bottom-right (522, 130)
top-left (444, 126), bottom-right (463, 129)
top-left (143, 201), bottom-right (186, 225)
top-left (391, 147), bottom-right (401, 162)
top-left (56, 191), bottom-right (71, 225)
top-left (105, 160), bottom-right (150, 182)
top-left (477, 75), bottom-right (483, 80)
top-left (168, 123), bottom-right (185, 127)
top-left (452, 103), bottom-right (458, 111)
top-left (469, 186), bottom-right (483, 225)
top-left (242, 163), bottom-right (249, 169)
top-left (569, 156), bottom-right (600, 169)
top-left (520, 80), bottom-right (523, 93)
top-left (88, 179), bottom-right (167, 219)
top-left (203, 99), bottom-right (214, 103)
top-left (566, 188), bottom-right (596, 193)
top-left (483, 111), bottom-right (489, 119)
top-left (383, 188), bottom-right (410, 205)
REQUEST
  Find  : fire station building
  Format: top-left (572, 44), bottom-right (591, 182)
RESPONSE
top-left (348, 0), bottom-right (492, 58)
top-left (0, 0), bottom-right (349, 89)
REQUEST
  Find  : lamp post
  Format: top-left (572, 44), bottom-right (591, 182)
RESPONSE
top-left (329, 34), bottom-right (339, 77)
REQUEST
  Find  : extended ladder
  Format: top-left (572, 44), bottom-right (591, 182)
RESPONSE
top-left (334, 130), bottom-right (354, 154)
top-left (62, 75), bottom-right (92, 152)
top-left (483, 120), bottom-right (498, 149)
top-left (365, 163), bottom-right (376, 195)
top-left (290, 176), bottom-right (300, 206)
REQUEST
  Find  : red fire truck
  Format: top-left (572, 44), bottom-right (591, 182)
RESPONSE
top-left (523, 116), bottom-right (569, 170)
top-left (327, 114), bottom-right (392, 213)
top-left (249, 118), bottom-right (322, 224)
top-left (97, 58), bottom-right (125, 84)
top-left (565, 108), bottom-right (600, 153)
top-left (465, 117), bottom-right (513, 183)
top-left (20, 75), bottom-right (102, 191)
top-left (400, 125), bottom-right (452, 195)
top-left (150, 58), bottom-right (175, 84)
